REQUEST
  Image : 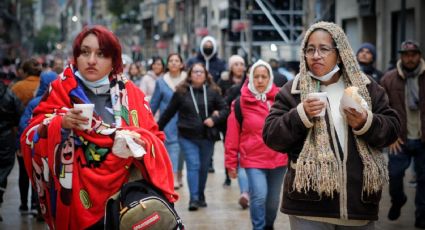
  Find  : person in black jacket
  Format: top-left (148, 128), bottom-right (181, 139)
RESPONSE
top-left (0, 81), bottom-right (24, 221)
top-left (158, 63), bottom-right (228, 211)
top-left (217, 55), bottom-right (246, 187)
top-left (186, 36), bottom-right (227, 173)
top-left (186, 36), bottom-right (226, 83)
top-left (356, 43), bottom-right (383, 83)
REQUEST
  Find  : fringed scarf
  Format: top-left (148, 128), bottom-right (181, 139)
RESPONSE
top-left (293, 21), bottom-right (388, 198)
top-left (20, 66), bottom-right (177, 230)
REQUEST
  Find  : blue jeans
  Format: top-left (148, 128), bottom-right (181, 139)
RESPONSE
top-left (246, 167), bottom-right (286, 230)
top-left (165, 141), bottom-right (181, 173)
top-left (238, 166), bottom-right (249, 194)
top-left (179, 136), bottom-right (214, 202)
top-left (388, 139), bottom-right (425, 218)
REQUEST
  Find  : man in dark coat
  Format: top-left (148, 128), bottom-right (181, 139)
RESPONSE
top-left (380, 40), bottom-right (425, 229)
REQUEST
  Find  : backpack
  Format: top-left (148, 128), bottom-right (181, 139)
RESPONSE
top-left (105, 179), bottom-right (184, 230)
top-left (234, 96), bottom-right (243, 126)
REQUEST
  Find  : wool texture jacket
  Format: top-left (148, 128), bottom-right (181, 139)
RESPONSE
top-left (263, 76), bottom-right (400, 220)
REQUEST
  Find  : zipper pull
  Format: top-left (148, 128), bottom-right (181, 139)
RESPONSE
top-left (140, 200), bottom-right (146, 209)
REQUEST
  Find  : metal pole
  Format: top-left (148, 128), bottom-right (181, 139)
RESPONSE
top-left (240, 0), bottom-right (246, 54)
top-left (255, 0), bottom-right (290, 43)
top-left (400, 0), bottom-right (406, 42)
top-left (247, 0), bottom-right (253, 63)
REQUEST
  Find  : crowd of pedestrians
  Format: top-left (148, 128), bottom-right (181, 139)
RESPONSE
top-left (0, 21), bottom-right (423, 230)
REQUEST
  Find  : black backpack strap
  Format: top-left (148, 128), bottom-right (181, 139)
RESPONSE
top-left (105, 194), bottom-right (120, 230)
top-left (234, 96), bottom-right (243, 126)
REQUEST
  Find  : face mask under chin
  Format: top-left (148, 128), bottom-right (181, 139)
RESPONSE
top-left (308, 64), bottom-right (340, 82)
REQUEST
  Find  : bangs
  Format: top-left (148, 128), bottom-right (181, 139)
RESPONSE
top-left (72, 25), bottom-right (123, 74)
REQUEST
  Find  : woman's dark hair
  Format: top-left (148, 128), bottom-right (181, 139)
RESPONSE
top-left (150, 56), bottom-right (165, 71)
top-left (307, 28), bottom-right (338, 53)
top-left (305, 28), bottom-right (341, 69)
top-left (176, 63), bottom-right (221, 95)
top-left (165, 53), bottom-right (184, 72)
top-left (72, 25), bottom-right (123, 75)
top-left (22, 58), bottom-right (42, 76)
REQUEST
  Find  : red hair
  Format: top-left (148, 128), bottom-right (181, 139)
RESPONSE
top-left (72, 25), bottom-right (123, 75)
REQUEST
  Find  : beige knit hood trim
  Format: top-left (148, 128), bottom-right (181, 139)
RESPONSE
top-left (294, 21), bottom-right (388, 198)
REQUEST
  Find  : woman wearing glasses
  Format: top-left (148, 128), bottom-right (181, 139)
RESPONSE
top-left (263, 21), bottom-right (400, 229)
top-left (158, 63), bottom-right (228, 211)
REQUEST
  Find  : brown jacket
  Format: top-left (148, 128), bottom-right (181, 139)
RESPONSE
top-left (380, 59), bottom-right (425, 142)
top-left (263, 75), bottom-right (400, 220)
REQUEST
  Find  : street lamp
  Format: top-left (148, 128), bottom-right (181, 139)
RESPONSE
top-left (154, 34), bottom-right (160, 41)
top-left (270, 43), bottom-right (278, 52)
top-left (72, 15), bottom-right (79, 22)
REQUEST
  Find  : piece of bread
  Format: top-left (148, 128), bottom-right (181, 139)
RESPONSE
top-left (344, 86), bottom-right (363, 105)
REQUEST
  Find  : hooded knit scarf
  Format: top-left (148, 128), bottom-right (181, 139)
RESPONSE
top-left (20, 66), bottom-right (177, 230)
top-left (294, 21), bottom-right (388, 198)
top-left (248, 59), bottom-right (275, 102)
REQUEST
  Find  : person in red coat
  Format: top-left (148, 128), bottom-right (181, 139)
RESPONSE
top-left (225, 59), bottom-right (288, 230)
top-left (20, 25), bottom-right (177, 230)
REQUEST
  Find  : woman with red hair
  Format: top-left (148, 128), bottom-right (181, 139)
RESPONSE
top-left (20, 25), bottom-right (177, 229)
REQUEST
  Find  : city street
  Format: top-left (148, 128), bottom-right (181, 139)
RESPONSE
top-left (0, 142), bottom-right (419, 229)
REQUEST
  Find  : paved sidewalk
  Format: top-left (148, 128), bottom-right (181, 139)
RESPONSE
top-left (0, 142), bottom-right (418, 229)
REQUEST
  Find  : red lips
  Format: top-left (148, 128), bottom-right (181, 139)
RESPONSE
top-left (63, 152), bottom-right (72, 161)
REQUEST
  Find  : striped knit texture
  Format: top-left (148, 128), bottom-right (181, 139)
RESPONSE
top-left (294, 21), bottom-right (388, 198)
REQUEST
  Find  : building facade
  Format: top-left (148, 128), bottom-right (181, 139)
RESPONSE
top-left (336, 0), bottom-right (425, 71)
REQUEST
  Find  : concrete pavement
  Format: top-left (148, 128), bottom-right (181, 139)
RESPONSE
top-left (0, 141), bottom-right (419, 229)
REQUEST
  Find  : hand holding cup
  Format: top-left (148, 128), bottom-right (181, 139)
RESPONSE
top-left (61, 104), bottom-right (94, 130)
top-left (304, 92), bottom-right (327, 119)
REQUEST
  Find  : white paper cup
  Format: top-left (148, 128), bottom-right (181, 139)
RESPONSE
top-left (307, 92), bottom-right (328, 117)
top-left (74, 104), bottom-right (94, 129)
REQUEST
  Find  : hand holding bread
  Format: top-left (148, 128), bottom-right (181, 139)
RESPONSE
top-left (340, 86), bottom-right (368, 112)
top-left (341, 86), bottom-right (368, 130)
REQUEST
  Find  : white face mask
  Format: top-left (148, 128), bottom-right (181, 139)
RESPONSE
top-left (75, 71), bottom-right (110, 88)
top-left (308, 64), bottom-right (340, 82)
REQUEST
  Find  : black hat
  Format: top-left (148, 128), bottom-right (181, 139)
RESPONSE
top-left (398, 40), bottom-right (421, 53)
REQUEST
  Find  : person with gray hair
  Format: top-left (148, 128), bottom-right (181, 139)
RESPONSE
top-left (263, 21), bottom-right (400, 229)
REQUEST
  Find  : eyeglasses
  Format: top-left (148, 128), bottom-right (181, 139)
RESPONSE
top-left (304, 46), bottom-right (337, 58)
top-left (192, 70), bottom-right (205, 75)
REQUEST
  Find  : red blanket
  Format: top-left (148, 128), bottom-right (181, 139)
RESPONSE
top-left (20, 66), bottom-right (177, 230)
